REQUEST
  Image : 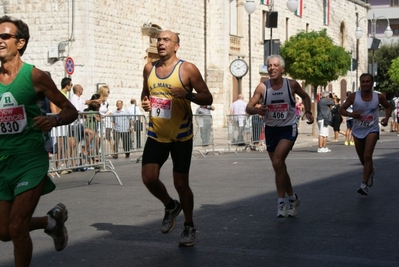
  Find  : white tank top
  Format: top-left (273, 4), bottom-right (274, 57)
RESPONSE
top-left (263, 78), bottom-right (297, 127)
top-left (352, 90), bottom-right (380, 139)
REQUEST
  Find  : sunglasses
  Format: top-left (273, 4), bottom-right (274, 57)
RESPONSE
top-left (0, 33), bottom-right (17, 40)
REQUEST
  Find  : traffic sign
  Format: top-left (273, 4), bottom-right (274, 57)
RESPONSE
top-left (65, 57), bottom-right (75, 75)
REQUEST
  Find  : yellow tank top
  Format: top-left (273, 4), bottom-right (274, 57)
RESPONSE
top-left (147, 60), bottom-right (193, 142)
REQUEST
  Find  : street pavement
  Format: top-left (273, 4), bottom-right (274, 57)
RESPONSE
top-left (1, 120), bottom-right (399, 267)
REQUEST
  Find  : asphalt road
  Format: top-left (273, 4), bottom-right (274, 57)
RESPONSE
top-left (1, 125), bottom-right (398, 267)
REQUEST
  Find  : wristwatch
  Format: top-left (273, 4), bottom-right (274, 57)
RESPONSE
top-left (186, 91), bottom-right (195, 101)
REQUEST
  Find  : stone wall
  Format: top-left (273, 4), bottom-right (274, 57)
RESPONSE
top-left (0, 0), bottom-right (368, 127)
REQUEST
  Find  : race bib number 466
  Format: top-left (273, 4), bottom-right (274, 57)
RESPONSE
top-left (0, 105), bottom-right (28, 135)
top-left (150, 97), bottom-right (172, 119)
top-left (267, 103), bottom-right (288, 120)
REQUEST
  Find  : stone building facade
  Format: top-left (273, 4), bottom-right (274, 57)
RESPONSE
top-left (1, 0), bottom-right (369, 127)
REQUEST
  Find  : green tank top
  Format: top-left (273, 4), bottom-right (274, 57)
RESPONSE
top-left (0, 63), bottom-right (46, 155)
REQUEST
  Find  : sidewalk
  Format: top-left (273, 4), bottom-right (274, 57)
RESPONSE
top-left (211, 119), bottom-right (320, 152)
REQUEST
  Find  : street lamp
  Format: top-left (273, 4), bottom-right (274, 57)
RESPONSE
top-left (244, 0), bottom-right (255, 100)
top-left (244, 0), bottom-right (298, 99)
top-left (355, 12), bottom-right (392, 86)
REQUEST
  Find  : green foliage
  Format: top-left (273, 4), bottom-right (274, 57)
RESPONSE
top-left (280, 29), bottom-right (351, 87)
top-left (388, 57), bottom-right (399, 85)
top-left (373, 43), bottom-right (399, 93)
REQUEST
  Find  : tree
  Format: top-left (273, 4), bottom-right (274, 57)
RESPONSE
top-left (388, 57), bottom-right (399, 86)
top-left (280, 29), bottom-right (351, 135)
top-left (374, 43), bottom-right (399, 93)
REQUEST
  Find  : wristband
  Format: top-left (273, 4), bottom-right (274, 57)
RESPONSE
top-left (186, 91), bottom-right (195, 101)
top-left (305, 111), bottom-right (312, 116)
top-left (54, 115), bottom-right (63, 126)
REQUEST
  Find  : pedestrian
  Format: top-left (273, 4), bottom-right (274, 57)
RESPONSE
top-left (316, 91), bottom-right (334, 152)
top-left (97, 85), bottom-right (114, 154)
top-left (339, 73), bottom-right (391, 195)
top-left (245, 54), bottom-right (314, 218)
top-left (331, 97), bottom-right (345, 142)
top-left (50, 77), bottom-right (75, 174)
top-left (295, 96), bottom-right (304, 126)
top-left (70, 84), bottom-right (101, 168)
top-left (127, 98), bottom-right (143, 149)
top-left (195, 104), bottom-right (214, 146)
top-left (141, 30), bottom-right (213, 247)
top-left (0, 15), bottom-right (78, 267)
top-left (343, 91), bottom-right (355, 146)
top-left (230, 94), bottom-right (247, 145)
top-left (112, 100), bottom-right (132, 159)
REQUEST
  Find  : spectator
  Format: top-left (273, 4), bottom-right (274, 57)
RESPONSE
top-left (295, 96), bottom-right (304, 126)
top-left (83, 94), bottom-right (101, 164)
top-left (195, 105), bottom-right (214, 146)
top-left (331, 97), bottom-right (345, 142)
top-left (112, 100), bottom-right (132, 159)
top-left (49, 77), bottom-right (74, 174)
top-left (316, 91), bottom-right (334, 153)
top-left (344, 91), bottom-right (355, 146)
top-left (230, 94), bottom-right (247, 145)
top-left (127, 98), bottom-right (143, 149)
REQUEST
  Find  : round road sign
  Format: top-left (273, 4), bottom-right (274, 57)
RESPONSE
top-left (65, 57), bottom-right (75, 75)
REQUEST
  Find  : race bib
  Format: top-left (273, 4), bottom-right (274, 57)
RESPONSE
top-left (357, 114), bottom-right (374, 127)
top-left (0, 105), bottom-right (28, 135)
top-left (150, 97), bottom-right (172, 119)
top-left (267, 103), bottom-right (288, 120)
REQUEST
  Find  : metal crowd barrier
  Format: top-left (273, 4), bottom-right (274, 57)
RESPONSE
top-left (48, 112), bottom-right (122, 185)
top-left (226, 114), bottom-right (265, 152)
top-left (192, 114), bottom-right (221, 157)
top-left (101, 114), bottom-right (147, 163)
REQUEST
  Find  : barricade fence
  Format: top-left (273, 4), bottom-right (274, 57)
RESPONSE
top-left (47, 112), bottom-right (147, 185)
top-left (226, 114), bottom-right (265, 152)
top-left (192, 114), bottom-right (218, 157)
top-left (46, 112), bottom-right (264, 181)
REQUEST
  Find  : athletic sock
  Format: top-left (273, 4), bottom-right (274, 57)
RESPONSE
top-left (288, 193), bottom-right (297, 202)
top-left (278, 198), bottom-right (285, 204)
top-left (184, 221), bottom-right (194, 228)
top-left (45, 214), bottom-right (57, 230)
top-left (165, 198), bottom-right (176, 210)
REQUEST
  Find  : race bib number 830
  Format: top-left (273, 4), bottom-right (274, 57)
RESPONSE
top-left (0, 106), bottom-right (27, 135)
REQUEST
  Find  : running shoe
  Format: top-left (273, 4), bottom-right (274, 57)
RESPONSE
top-left (344, 141), bottom-right (349, 146)
top-left (367, 167), bottom-right (375, 187)
top-left (44, 203), bottom-right (68, 251)
top-left (288, 195), bottom-right (301, 217)
top-left (179, 226), bottom-right (196, 247)
top-left (357, 182), bottom-right (368, 196)
top-left (161, 200), bottom-right (182, 234)
top-left (350, 141), bottom-right (355, 146)
top-left (277, 202), bottom-right (287, 218)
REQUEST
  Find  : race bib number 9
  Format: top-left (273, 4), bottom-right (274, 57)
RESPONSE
top-left (0, 105), bottom-right (28, 135)
top-left (267, 103), bottom-right (288, 120)
top-left (357, 114), bottom-right (374, 127)
top-left (150, 97), bottom-right (172, 119)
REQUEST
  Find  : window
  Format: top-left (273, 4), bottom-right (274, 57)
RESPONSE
top-left (391, 0), bottom-right (399, 7)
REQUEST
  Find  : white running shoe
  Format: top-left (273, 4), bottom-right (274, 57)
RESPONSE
top-left (357, 182), bottom-right (368, 196)
top-left (277, 202), bottom-right (287, 218)
top-left (288, 195), bottom-right (301, 217)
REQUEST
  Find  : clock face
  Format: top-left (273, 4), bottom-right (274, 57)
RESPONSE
top-left (230, 59), bottom-right (248, 78)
